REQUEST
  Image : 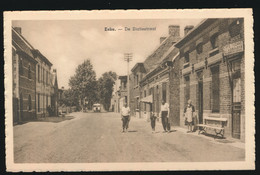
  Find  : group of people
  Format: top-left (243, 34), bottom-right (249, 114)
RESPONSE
top-left (120, 99), bottom-right (196, 133)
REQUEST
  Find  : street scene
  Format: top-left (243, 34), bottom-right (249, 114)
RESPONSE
top-left (14, 112), bottom-right (244, 163)
top-left (6, 10), bottom-right (254, 170)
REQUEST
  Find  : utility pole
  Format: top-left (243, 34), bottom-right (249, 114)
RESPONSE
top-left (124, 53), bottom-right (132, 107)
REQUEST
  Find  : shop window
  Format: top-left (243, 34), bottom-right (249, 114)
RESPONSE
top-left (28, 65), bottom-right (31, 79)
top-left (196, 43), bottom-right (203, 54)
top-left (211, 66), bottom-right (220, 113)
top-left (210, 33), bottom-right (219, 49)
top-left (184, 76), bottom-right (190, 104)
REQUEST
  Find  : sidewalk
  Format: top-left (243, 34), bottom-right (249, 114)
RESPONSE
top-left (128, 114), bottom-right (245, 150)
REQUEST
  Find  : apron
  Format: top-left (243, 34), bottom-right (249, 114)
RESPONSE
top-left (185, 106), bottom-right (193, 122)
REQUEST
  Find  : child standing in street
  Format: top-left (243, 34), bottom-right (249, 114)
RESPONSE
top-left (149, 104), bottom-right (157, 133)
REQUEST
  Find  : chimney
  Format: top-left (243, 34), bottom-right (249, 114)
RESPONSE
top-left (169, 25), bottom-right (180, 37)
top-left (184, 25), bottom-right (194, 36)
top-left (160, 37), bottom-right (167, 43)
top-left (62, 86), bottom-right (64, 90)
top-left (14, 27), bottom-right (22, 34)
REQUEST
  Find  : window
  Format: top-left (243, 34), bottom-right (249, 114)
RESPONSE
top-left (211, 66), bottom-right (220, 112)
top-left (38, 93), bottom-right (40, 112)
top-left (38, 65), bottom-right (40, 82)
top-left (184, 76), bottom-right (190, 104)
top-left (184, 52), bottom-right (190, 63)
top-left (28, 65), bottom-right (31, 79)
top-left (28, 95), bottom-right (32, 111)
top-left (43, 69), bottom-right (45, 85)
top-left (196, 43), bottom-right (203, 54)
top-left (162, 82), bottom-right (167, 102)
top-left (19, 58), bottom-right (23, 75)
top-left (46, 71), bottom-right (48, 85)
top-left (46, 95), bottom-right (48, 108)
top-left (210, 33), bottom-right (219, 49)
top-left (229, 19), bottom-right (242, 38)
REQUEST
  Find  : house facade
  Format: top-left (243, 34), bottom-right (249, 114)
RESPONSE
top-left (33, 50), bottom-right (53, 118)
top-left (12, 27), bottom-right (38, 123)
top-left (130, 25), bottom-right (182, 124)
top-left (12, 26), bottom-right (59, 123)
top-left (175, 18), bottom-right (245, 141)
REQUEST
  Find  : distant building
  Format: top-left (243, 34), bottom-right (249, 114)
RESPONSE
top-left (118, 76), bottom-right (128, 111)
top-left (12, 27), bottom-right (38, 123)
top-left (50, 69), bottom-right (59, 116)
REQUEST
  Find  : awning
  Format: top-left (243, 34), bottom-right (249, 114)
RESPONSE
top-left (140, 95), bottom-right (153, 103)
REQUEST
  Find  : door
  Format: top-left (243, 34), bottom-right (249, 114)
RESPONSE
top-left (20, 93), bottom-right (23, 121)
top-left (198, 80), bottom-right (203, 124)
top-left (197, 72), bottom-right (203, 124)
top-left (232, 77), bottom-right (241, 139)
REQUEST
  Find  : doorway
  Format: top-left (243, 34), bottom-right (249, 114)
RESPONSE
top-left (197, 72), bottom-right (203, 124)
top-left (231, 59), bottom-right (241, 139)
top-left (20, 93), bottom-right (23, 121)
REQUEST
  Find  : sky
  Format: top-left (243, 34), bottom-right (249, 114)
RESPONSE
top-left (12, 19), bottom-right (203, 89)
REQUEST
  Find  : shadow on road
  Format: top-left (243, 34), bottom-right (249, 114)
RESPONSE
top-left (127, 130), bottom-right (138, 133)
top-left (14, 116), bottom-right (74, 125)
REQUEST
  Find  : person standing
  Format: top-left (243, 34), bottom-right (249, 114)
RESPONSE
top-left (184, 99), bottom-right (195, 133)
top-left (149, 104), bottom-right (157, 133)
top-left (160, 100), bottom-right (171, 133)
top-left (121, 102), bottom-right (130, 132)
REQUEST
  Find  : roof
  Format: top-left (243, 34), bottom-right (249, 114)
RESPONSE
top-left (32, 49), bottom-right (53, 66)
top-left (143, 34), bottom-right (180, 74)
top-left (140, 45), bottom-right (179, 83)
top-left (12, 28), bottom-right (35, 59)
top-left (131, 63), bottom-right (146, 73)
top-left (118, 75), bottom-right (127, 80)
top-left (175, 19), bottom-right (217, 48)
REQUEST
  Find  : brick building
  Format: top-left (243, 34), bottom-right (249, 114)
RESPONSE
top-left (32, 50), bottom-right (53, 118)
top-left (12, 27), bottom-right (38, 123)
top-left (12, 26), bottom-right (59, 123)
top-left (175, 18), bottom-right (245, 141)
top-left (129, 25), bottom-right (181, 122)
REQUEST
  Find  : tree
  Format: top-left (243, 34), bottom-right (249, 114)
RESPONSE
top-left (98, 71), bottom-right (117, 111)
top-left (60, 88), bottom-right (79, 107)
top-left (68, 59), bottom-right (98, 110)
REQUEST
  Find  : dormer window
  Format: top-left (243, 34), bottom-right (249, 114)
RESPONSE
top-left (210, 33), bottom-right (219, 49)
top-left (196, 43), bottom-right (203, 54)
top-left (184, 52), bottom-right (190, 63)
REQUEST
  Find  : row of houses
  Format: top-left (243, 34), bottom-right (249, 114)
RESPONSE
top-left (12, 27), bottom-right (62, 124)
top-left (111, 18), bottom-right (245, 141)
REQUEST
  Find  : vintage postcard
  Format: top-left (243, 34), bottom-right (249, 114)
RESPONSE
top-left (4, 9), bottom-right (254, 172)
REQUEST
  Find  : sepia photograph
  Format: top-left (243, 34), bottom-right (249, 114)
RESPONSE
top-left (4, 9), bottom-right (254, 171)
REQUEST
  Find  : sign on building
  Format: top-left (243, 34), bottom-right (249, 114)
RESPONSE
top-left (223, 41), bottom-right (244, 56)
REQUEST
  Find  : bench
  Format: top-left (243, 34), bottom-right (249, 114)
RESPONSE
top-left (197, 116), bottom-right (227, 138)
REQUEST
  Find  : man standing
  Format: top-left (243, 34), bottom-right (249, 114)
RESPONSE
top-left (121, 102), bottom-right (130, 132)
top-left (160, 100), bottom-right (171, 133)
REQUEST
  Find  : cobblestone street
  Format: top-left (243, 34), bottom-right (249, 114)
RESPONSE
top-left (13, 112), bottom-right (245, 163)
